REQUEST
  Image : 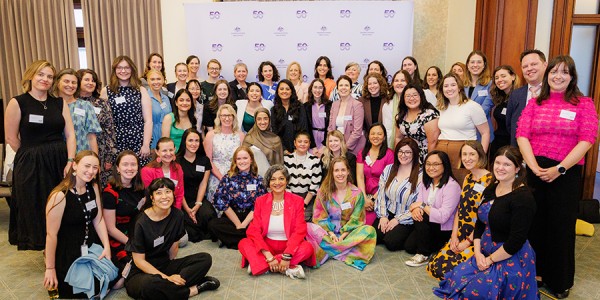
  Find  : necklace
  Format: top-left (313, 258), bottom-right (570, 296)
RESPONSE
top-left (272, 200), bottom-right (284, 212)
top-left (38, 100), bottom-right (48, 110)
top-left (73, 184), bottom-right (92, 248)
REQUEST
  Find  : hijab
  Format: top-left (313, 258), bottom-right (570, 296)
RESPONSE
top-left (242, 107), bottom-right (284, 165)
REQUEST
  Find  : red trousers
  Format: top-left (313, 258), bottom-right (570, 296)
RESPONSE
top-left (238, 237), bottom-right (316, 275)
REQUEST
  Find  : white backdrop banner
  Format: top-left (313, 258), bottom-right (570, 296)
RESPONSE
top-left (184, 1), bottom-right (413, 83)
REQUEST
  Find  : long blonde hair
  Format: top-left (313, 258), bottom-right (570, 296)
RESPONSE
top-left (47, 151), bottom-right (99, 213)
top-left (319, 157), bottom-right (352, 204)
top-left (322, 130), bottom-right (349, 169)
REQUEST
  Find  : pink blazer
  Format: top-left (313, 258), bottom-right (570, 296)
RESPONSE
top-left (245, 192), bottom-right (308, 255)
top-left (417, 177), bottom-right (461, 231)
top-left (141, 164), bottom-right (185, 209)
top-left (328, 98), bottom-right (366, 155)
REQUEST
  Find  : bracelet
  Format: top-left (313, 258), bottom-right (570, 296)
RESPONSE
top-left (488, 255), bottom-right (495, 263)
top-left (265, 256), bottom-right (275, 263)
top-left (46, 267), bottom-right (55, 270)
top-left (466, 236), bottom-right (473, 243)
top-left (195, 201), bottom-right (202, 206)
top-left (67, 158), bottom-right (74, 162)
top-left (282, 253), bottom-right (293, 261)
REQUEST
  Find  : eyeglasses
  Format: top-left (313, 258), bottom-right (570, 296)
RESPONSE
top-left (425, 162), bottom-right (443, 168)
top-left (220, 114), bottom-right (233, 119)
top-left (398, 151), bottom-right (413, 156)
top-left (405, 93), bottom-right (420, 99)
top-left (116, 66), bottom-right (131, 71)
top-left (209, 67), bottom-right (221, 71)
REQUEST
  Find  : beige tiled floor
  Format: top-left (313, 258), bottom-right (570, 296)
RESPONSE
top-left (1, 199), bottom-right (599, 299)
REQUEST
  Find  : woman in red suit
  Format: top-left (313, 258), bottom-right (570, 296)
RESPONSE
top-left (238, 165), bottom-right (316, 279)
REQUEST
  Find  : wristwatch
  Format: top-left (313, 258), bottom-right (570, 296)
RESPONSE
top-left (557, 164), bottom-right (567, 175)
top-left (420, 202), bottom-right (426, 209)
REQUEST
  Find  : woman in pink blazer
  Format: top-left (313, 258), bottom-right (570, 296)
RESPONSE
top-left (141, 137), bottom-right (185, 209)
top-left (328, 75), bottom-right (366, 155)
top-left (238, 165), bottom-right (316, 278)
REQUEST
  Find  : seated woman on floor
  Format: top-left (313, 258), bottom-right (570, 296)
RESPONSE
top-left (208, 146), bottom-right (267, 249)
top-left (306, 157), bottom-right (376, 271)
top-left (125, 178), bottom-right (220, 300)
top-left (238, 165), bottom-right (316, 278)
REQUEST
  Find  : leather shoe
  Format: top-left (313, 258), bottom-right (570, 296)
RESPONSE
top-left (554, 289), bottom-right (570, 299)
top-left (197, 276), bottom-right (220, 293)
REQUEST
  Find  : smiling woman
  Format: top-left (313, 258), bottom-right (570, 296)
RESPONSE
top-left (141, 137), bottom-right (185, 210)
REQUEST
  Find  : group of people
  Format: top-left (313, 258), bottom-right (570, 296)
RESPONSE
top-left (4, 49), bottom-right (597, 299)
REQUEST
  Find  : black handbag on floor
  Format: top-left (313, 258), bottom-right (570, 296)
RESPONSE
top-left (578, 199), bottom-right (600, 223)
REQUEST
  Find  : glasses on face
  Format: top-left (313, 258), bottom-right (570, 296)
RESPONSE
top-left (209, 67), bottom-right (221, 71)
top-left (405, 93), bottom-right (419, 99)
top-left (116, 66), bottom-right (131, 71)
top-left (425, 162), bottom-right (443, 168)
top-left (398, 151), bottom-right (413, 156)
top-left (220, 114), bottom-right (233, 119)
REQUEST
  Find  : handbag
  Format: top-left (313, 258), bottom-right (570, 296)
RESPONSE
top-left (578, 199), bottom-right (600, 223)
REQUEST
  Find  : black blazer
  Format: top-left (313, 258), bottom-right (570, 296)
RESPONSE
top-left (304, 101), bottom-right (332, 149)
top-left (229, 80), bottom-right (249, 101)
top-left (505, 85), bottom-right (528, 146)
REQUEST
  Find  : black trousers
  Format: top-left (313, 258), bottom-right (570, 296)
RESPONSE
top-left (125, 253), bottom-right (212, 300)
top-left (527, 156), bottom-right (580, 292)
top-left (184, 199), bottom-right (217, 242)
top-left (208, 210), bottom-right (250, 249)
top-left (373, 212), bottom-right (414, 251)
top-left (404, 213), bottom-right (451, 256)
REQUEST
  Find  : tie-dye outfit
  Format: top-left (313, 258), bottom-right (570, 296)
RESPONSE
top-left (306, 184), bottom-right (376, 270)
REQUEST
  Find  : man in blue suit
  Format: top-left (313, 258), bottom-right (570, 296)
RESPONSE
top-left (505, 49), bottom-right (547, 146)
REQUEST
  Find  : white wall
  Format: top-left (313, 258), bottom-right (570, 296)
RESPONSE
top-left (535, 0), bottom-right (554, 56)
top-left (445, 0), bottom-right (476, 71)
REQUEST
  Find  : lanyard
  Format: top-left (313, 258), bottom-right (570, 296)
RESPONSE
top-left (73, 184), bottom-right (93, 247)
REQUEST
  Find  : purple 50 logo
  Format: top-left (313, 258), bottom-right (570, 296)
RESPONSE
top-left (340, 42), bottom-right (351, 50)
top-left (253, 10), bottom-right (264, 19)
top-left (383, 42), bottom-right (394, 50)
top-left (209, 11), bottom-right (220, 19)
top-left (296, 10), bottom-right (307, 18)
top-left (297, 43), bottom-right (308, 51)
top-left (384, 9), bottom-right (395, 18)
top-left (211, 44), bottom-right (223, 52)
top-left (339, 9), bottom-right (351, 18)
top-left (254, 43), bottom-right (266, 51)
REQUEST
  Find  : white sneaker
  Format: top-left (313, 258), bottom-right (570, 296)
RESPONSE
top-left (405, 254), bottom-right (429, 267)
top-left (285, 265), bottom-right (306, 279)
top-left (247, 264), bottom-right (252, 275)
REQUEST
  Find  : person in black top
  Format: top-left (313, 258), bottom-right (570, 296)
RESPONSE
top-left (271, 79), bottom-right (308, 153)
top-left (102, 150), bottom-right (146, 289)
top-left (125, 178), bottom-right (219, 300)
top-left (489, 65), bottom-right (519, 164)
top-left (176, 128), bottom-right (216, 242)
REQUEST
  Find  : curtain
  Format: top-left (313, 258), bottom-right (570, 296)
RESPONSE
top-left (0, 0), bottom-right (79, 109)
top-left (82, 0), bottom-right (163, 85)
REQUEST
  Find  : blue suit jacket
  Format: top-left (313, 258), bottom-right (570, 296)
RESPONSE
top-left (465, 82), bottom-right (494, 142)
top-left (505, 86), bottom-right (528, 146)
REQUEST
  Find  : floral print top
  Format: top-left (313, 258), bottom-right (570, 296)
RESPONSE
top-left (213, 171), bottom-right (267, 213)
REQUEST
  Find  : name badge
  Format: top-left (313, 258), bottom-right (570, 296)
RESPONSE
top-left (160, 102), bottom-right (168, 109)
top-left (477, 90), bottom-right (488, 97)
top-left (341, 202), bottom-right (352, 210)
top-left (247, 184), bottom-right (257, 191)
top-left (29, 114), bottom-right (44, 124)
top-left (85, 200), bottom-right (97, 211)
top-left (501, 108), bottom-right (507, 115)
top-left (93, 107), bottom-right (101, 114)
top-left (288, 115), bottom-right (293, 121)
top-left (153, 236), bottom-right (164, 247)
top-left (167, 92), bottom-right (174, 99)
top-left (318, 112), bottom-right (326, 118)
top-left (74, 107), bottom-right (86, 116)
top-left (364, 156), bottom-right (373, 166)
top-left (136, 197), bottom-right (146, 210)
top-left (473, 183), bottom-right (485, 194)
top-left (343, 115), bottom-right (353, 121)
top-left (196, 165), bottom-right (205, 172)
top-left (559, 109), bottom-right (576, 121)
top-left (115, 96), bottom-right (126, 104)
top-left (81, 244), bottom-right (89, 256)
top-left (237, 84), bottom-right (242, 89)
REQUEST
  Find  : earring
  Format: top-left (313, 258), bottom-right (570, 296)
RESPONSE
top-left (72, 171), bottom-right (77, 176)
top-left (156, 157), bottom-right (162, 163)
top-left (515, 173), bottom-right (519, 178)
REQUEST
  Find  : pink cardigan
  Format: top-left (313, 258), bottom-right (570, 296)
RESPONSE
top-left (141, 164), bottom-right (185, 209)
top-left (328, 97), bottom-right (366, 155)
top-left (417, 177), bottom-right (461, 231)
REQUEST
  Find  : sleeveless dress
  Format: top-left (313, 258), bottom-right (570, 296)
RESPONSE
top-left (427, 172), bottom-right (492, 279)
top-left (206, 133), bottom-right (241, 207)
top-left (55, 183), bottom-right (101, 298)
top-left (167, 112), bottom-right (187, 152)
top-left (107, 86), bottom-right (150, 165)
top-left (81, 95), bottom-right (117, 187)
top-left (10, 93), bottom-right (67, 250)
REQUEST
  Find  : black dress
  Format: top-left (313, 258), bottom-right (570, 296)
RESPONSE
top-left (56, 182), bottom-right (101, 298)
top-left (125, 209), bottom-right (212, 300)
top-left (271, 104), bottom-right (309, 153)
top-left (9, 93), bottom-right (67, 250)
top-left (102, 183), bottom-right (145, 273)
top-left (178, 155), bottom-right (216, 242)
top-left (489, 101), bottom-right (510, 160)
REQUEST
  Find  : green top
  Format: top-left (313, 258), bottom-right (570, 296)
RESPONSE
top-left (242, 111), bottom-right (255, 133)
top-left (169, 112), bottom-right (186, 152)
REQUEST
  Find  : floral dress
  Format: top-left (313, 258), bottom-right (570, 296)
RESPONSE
top-left (206, 132), bottom-right (241, 206)
top-left (398, 108), bottom-right (439, 163)
top-left (427, 172), bottom-right (492, 280)
top-left (81, 95), bottom-right (117, 187)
